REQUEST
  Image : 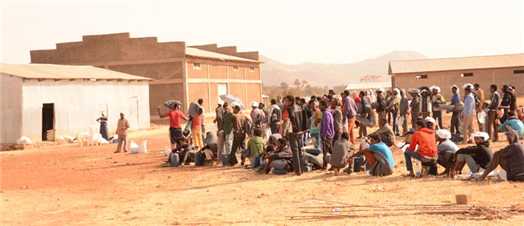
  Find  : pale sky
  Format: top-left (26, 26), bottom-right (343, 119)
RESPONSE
top-left (1, 0), bottom-right (523, 64)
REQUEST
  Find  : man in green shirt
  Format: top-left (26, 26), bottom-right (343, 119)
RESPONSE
top-left (242, 128), bottom-right (266, 169)
top-left (221, 103), bottom-right (234, 164)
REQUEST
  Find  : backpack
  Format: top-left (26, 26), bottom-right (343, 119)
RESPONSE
top-left (271, 108), bottom-right (282, 123)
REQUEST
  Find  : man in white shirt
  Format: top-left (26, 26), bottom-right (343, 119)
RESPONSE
top-left (462, 86), bottom-right (476, 144)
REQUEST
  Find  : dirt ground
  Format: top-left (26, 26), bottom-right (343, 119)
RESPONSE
top-left (2, 114), bottom-right (524, 226)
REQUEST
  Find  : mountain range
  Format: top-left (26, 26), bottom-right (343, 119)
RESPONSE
top-left (260, 50), bottom-right (428, 87)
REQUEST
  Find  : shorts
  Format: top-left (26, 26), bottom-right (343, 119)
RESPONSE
top-left (169, 127), bottom-right (183, 144)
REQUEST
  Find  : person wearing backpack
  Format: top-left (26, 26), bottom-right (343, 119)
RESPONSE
top-left (230, 105), bottom-right (251, 166)
top-left (268, 99), bottom-right (282, 134)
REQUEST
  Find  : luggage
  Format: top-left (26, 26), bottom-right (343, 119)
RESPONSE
top-left (272, 168), bottom-right (288, 175)
top-left (305, 148), bottom-right (321, 156)
top-left (169, 153), bottom-right (180, 167)
top-left (195, 152), bottom-right (204, 166)
top-left (221, 154), bottom-right (230, 166)
top-left (270, 159), bottom-right (289, 170)
top-left (303, 165), bottom-right (313, 172)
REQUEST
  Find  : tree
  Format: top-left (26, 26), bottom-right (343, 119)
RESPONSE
top-left (280, 82), bottom-right (289, 90)
top-left (332, 85), bottom-right (347, 94)
top-left (294, 79), bottom-right (301, 88)
top-left (360, 75), bottom-right (382, 83)
top-left (301, 80), bottom-right (308, 89)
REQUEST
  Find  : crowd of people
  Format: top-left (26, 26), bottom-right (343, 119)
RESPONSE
top-left (154, 83), bottom-right (524, 181)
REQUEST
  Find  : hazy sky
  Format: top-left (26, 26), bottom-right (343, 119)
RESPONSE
top-left (1, 0), bottom-right (523, 64)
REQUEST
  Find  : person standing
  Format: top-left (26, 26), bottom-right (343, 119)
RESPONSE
top-left (450, 85), bottom-right (461, 135)
top-left (221, 103), bottom-right (234, 162)
top-left (419, 88), bottom-right (432, 118)
top-left (158, 103), bottom-right (188, 149)
top-left (342, 90), bottom-right (358, 144)
top-left (214, 103), bottom-right (225, 163)
top-left (268, 99), bottom-right (282, 134)
top-left (488, 85), bottom-right (500, 142)
top-left (387, 88), bottom-right (401, 136)
top-left (197, 99), bottom-right (206, 142)
top-left (284, 95), bottom-right (309, 175)
top-left (358, 91), bottom-right (369, 139)
top-left (430, 86), bottom-right (445, 130)
top-left (408, 89), bottom-right (420, 130)
top-left (474, 84), bottom-right (485, 132)
top-left (330, 98), bottom-right (343, 143)
top-left (500, 85), bottom-right (512, 124)
top-left (319, 100), bottom-right (335, 170)
top-left (230, 105), bottom-right (250, 166)
top-left (376, 88), bottom-right (386, 121)
top-left (399, 89), bottom-right (409, 136)
top-left (462, 86), bottom-right (476, 144)
top-left (191, 108), bottom-right (204, 149)
top-left (96, 111), bottom-right (109, 141)
top-left (115, 113), bottom-right (130, 153)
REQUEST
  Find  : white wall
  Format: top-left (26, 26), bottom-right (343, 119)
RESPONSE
top-left (0, 74), bottom-right (23, 143)
top-left (20, 79), bottom-right (150, 143)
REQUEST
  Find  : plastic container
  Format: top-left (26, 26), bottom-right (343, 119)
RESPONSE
top-left (414, 162), bottom-right (421, 177)
top-left (272, 168), bottom-right (288, 175)
top-left (169, 153), bottom-right (180, 167)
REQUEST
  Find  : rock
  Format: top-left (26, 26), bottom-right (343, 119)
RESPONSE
top-left (21, 185), bottom-right (28, 190)
top-left (455, 194), bottom-right (472, 205)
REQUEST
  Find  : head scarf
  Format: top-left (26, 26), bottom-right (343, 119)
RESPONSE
top-left (505, 125), bottom-right (519, 144)
top-left (436, 129), bottom-right (452, 139)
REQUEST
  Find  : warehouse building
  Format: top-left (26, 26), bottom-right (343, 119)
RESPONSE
top-left (30, 33), bottom-right (263, 118)
top-left (389, 53), bottom-right (524, 99)
top-left (0, 63), bottom-right (151, 144)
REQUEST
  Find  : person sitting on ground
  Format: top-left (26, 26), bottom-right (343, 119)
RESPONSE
top-left (262, 138), bottom-right (293, 174)
top-left (330, 132), bottom-right (355, 176)
top-left (478, 126), bottom-right (524, 181)
top-left (404, 119), bottom-right (438, 177)
top-left (200, 131), bottom-right (218, 164)
top-left (436, 129), bottom-right (459, 178)
top-left (348, 134), bottom-right (394, 176)
top-left (498, 111), bottom-right (524, 137)
top-left (241, 128), bottom-right (266, 169)
top-left (267, 133), bottom-right (282, 147)
top-left (453, 132), bottom-right (493, 175)
top-left (368, 118), bottom-right (395, 147)
top-left (170, 137), bottom-right (195, 166)
top-left (425, 116), bottom-right (437, 131)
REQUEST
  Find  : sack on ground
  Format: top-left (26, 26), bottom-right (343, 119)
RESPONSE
top-left (130, 140), bottom-right (148, 154)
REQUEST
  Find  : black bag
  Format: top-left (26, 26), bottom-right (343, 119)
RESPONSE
top-left (271, 108), bottom-right (282, 123)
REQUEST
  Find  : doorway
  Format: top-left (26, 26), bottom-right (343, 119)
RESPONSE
top-left (217, 83), bottom-right (228, 104)
top-left (42, 103), bottom-right (55, 141)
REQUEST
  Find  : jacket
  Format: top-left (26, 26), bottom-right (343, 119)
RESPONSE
top-left (287, 104), bottom-right (309, 134)
top-left (419, 96), bottom-right (432, 113)
top-left (456, 141), bottom-right (493, 169)
top-left (332, 107), bottom-right (343, 132)
top-left (407, 128), bottom-right (437, 157)
top-left (399, 95), bottom-right (409, 115)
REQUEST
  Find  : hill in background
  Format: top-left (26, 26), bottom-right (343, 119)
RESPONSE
top-left (260, 51), bottom-right (428, 87)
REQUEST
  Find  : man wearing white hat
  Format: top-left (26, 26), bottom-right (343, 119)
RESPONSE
top-left (453, 132), bottom-right (493, 174)
top-left (419, 88), bottom-right (432, 119)
top-left (424, 116), bottom-right (436, 130)
top-left (436, 129), bottom-right (459, 177)
top-left (431, 86), bottom-right (445, 129)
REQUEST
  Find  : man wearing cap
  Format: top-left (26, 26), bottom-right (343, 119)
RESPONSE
top-left (488, 84), bottom-right (500, 142)
top-left (115, 112), bottom-right (130, 153)
top-left (404, 119), bottom-right (438, 177)
top-left (478, 126), bottom-right (524, 181)
top-left (425, 116), bottom-right (436, 131)
top-left (408, 89), bottom-right (420, 130)
top-left (473, 84), bottom-right (485, 132)
top-left (419, 88), bottom-right (432, 119)
top-left (436, 129), bottom-right (459, 177)
top-left (454, 132), bottom-right (493, 174)
top-left (462, 86), bottom-right (476, 144)
top-left (431, 86), bottom-right (445, 130)
top-left (250, 101), bottom-right (264, 128)
top-left (376, 88), bottom-right (387, 121)
top-left (450, 85), bottom-right (461, 135)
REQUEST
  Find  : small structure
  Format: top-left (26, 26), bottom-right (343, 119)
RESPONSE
top-left (0, 63), bottom-right (151, 144)
top-left (345, 82), bottom-right (392, 93)
top-left (30, 33), bottom-right (263, 118)
top-left (389, 53), bottom-right (524, 99)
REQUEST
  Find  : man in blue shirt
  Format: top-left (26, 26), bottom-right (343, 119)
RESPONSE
top-left (349, 134), bottom-right (394, 170)
top-left (498, 111), bottom-right (524, 137)
top-left (462, 86), bottom-right (476, 144)
top-left (450, 85), bottom-right (461, 134)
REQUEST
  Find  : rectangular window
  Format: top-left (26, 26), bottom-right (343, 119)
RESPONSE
top-left (514, 70), bottom-right (524, 74)
top-left (416, 75), bottom-right (428, 79)
top-left (193, 63), bottom-right (201, 70)
top-left (233, 66), bottom-right (239, 71)
top-left (249, 67), bottom-right (255, 72)
top-left (461, 72), bottom-right (473, 77)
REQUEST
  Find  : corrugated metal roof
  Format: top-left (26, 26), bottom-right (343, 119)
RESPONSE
top-left (345, 82), bottom-right (392, 90)
top-left (0, 63), bottom-right (153, 80)
top-left (185, 47), bottom-right (260, 63)
top-left (389, 53), bottom-right (524, 74)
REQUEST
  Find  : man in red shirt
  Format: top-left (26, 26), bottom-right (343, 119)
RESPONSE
top-left (404, 118), bottom-right (438, 177)
top-left (158, 103), bottom-right (188, 149)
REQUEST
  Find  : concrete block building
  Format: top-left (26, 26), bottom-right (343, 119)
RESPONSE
top-left (389, 53), bottom-right (524, 99)
top-left (0, 63), bottom-right (151, 143)
top-left (30, 33), bottom-right (263, 118)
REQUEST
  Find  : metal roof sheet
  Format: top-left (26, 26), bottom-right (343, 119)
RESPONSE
top-left (0, 63), bottom-right (153, 80)
top-left (345, 82), bottom-right (392, 90)
top-left (389, 53), bottom-right (524, 74)
top-left (185, 47), bottom-right (260, 63)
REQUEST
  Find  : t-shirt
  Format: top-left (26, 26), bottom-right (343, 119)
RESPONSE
top-left (222, 112), bottom-right (233, 134)
top-left (166, 110), bottom-right (183, 128)
top-left (437, 139), bottom-right (459, 153)
top-left (369, 142), bottom-right (395, 169)
top-left (191, 114), bottom-right (203, 130)
top-left (247, 136), bottom-right (265, 157)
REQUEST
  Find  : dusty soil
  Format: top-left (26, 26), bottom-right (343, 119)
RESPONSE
top-left (2, 115), bottom-right (524, 226)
